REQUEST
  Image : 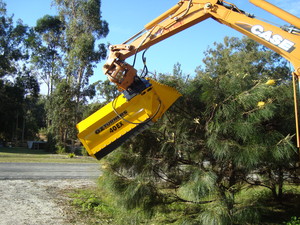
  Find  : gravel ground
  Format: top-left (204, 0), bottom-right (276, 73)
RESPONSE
top-left (0, 179), bottom-right (97, 225)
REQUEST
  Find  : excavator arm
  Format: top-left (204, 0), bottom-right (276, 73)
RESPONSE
top-left (103, 0), bottom-right (300, 89)
top-left (77, 0), bottom-right (300, 160)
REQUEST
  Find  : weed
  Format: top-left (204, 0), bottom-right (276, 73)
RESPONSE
top-left (68, 153), bottom-right (76, 158)
top-left (69, 189), bottom-right (114, 224)
top-left (56, 145), bottom-right (66, 154)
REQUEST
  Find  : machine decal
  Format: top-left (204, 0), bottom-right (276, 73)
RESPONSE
top-left (95, 110), bottom-right (128, 134)
top-left (109, 121), bottom-right (124, 133)
top-left (236, 23), bottom-right (295, 53)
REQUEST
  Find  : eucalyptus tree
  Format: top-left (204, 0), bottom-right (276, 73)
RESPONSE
top-left (0, 0), bottom-right (31, 78)
top-left (46, 79), bottom-right (76, 149)
top-left (41, 0), bottom-right (109, 148)
top-left (15, 67), bottom-right (41, 142)
top-left (0, 0), bottom-right (43, 143)
top-left (53, 0), bottom-right (108, 106)
top-left (33, 15), bottom-right (64, 96)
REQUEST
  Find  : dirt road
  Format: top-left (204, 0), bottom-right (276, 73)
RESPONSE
top-left (0, 163), bottom-right (100, 225)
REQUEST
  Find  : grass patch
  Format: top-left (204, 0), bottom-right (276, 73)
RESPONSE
top-left (0, 147), bottom-right (97, 163)
top-left (260, 192), bottom-right (300, 224)
top-left (65, 183), bottom-right (300, 225)
top-left (235, 185), bottom-right (300, 225)
top-left (67, 188), bottom-right (115, 224)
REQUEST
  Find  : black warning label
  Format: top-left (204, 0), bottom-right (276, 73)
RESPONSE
top-left (95, 110), bottom-right (127, 134)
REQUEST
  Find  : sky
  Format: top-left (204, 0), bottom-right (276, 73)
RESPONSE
top-left (5, 0), bottom-right (300, 88)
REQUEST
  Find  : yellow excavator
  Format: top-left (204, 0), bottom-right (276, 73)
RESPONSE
top-left (77, 0), bottom-right (300, 160)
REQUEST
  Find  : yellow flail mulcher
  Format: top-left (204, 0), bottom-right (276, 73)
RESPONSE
top-left (76, 78), bottom-right (181, 160)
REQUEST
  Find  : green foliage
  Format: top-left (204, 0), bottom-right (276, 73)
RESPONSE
top-left (72, 192), bottom-right (102, 211)
top-left (0, 71), bottom-right (43, 142)
top-left (284, 217), bottom-right (300, 225)
top-left (56, 145), bottom-right (66, 154)
top-left (179, 170), bottom-right (218, 202)
top-left (32, 14), bottom-right (64, 97)
top-left (80, 146), bottom-right (89, 156)
top-left (46, 79), bottom-right (77, 147)
top-left (69, 189), bottom-right (114, 224)
top-left (0, 0), bottom-right (6, 14)
top-left (35, 15), bottom-right (63, 35)
top-left (0, 5), bottom-right (31, 77)
top-left (0, 2), bottom-right (50, 143)
top-left (32, 0), bottom-right (110, 150)
top-left (96, 37), bottom-right (298, 224)
top-left (68, 153), bottom-right (75, 158)
top-left (53, 0), bottom-right (108, 98)
top-left (94, 79), bottom-right (119, 103)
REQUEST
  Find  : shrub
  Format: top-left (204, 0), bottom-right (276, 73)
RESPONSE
top-left (56, 145), bottom-right (66, 154)
top-left (68, 153), bottom-right (76, 158)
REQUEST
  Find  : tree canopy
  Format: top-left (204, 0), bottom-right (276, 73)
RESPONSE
top-left (98, 37), bottom-right (298, 224)
top-left (0, 0), bottom-right (108, 148)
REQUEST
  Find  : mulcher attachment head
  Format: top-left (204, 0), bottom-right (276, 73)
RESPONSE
top-left (76, 78), bottom-right (181, 160)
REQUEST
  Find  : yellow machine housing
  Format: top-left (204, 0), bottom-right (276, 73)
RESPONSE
top-left (77, 78), bottom-right (181, 160)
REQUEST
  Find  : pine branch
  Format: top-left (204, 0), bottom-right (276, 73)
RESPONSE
top-left (173, 104), bottom-right (195, 119)
top-left (242, 178), bottom-right (273, 191)
top-left (233, 81), bottom-right (261, 102)
top-left (110, 166), bottom-right (132, 181)
top-left (168, 193), bottom-right (216, 205)
top-left (242, 107), bottom-right (260, 115)
top-left (152, 168), bottom-right (179, 188)
top-left (205, 104), bottom-right (218, 131)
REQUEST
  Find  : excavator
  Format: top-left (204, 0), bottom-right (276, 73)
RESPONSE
top-left (76, 0), bottom-right (300, 160)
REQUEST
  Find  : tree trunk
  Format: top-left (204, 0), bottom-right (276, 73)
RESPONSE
top-left (21, 117), bottom-right (25, 143)
top-left (277, 166), bottom-right (284, 202)
top-left (15, 113), bottom-right (19, 145)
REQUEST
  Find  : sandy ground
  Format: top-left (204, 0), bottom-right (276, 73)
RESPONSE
top-left (0, 179), bottom-right (96, 225)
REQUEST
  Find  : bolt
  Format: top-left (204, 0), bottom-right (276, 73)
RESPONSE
top-left (205, 3), bottom-right (212, 9)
